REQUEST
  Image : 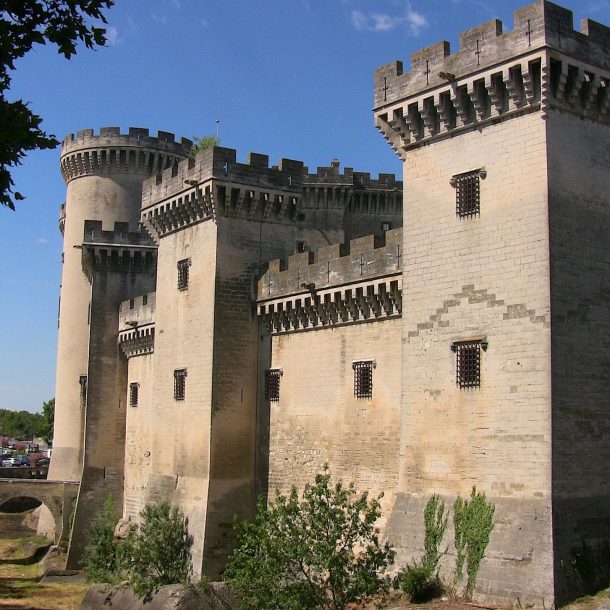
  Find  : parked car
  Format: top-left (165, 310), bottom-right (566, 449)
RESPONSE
top-left (5, 456), bottom-right (30, 467)
top-left (35, 457), bottom-right (50, 466)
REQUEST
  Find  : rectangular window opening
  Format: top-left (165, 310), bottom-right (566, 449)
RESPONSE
top-left (177, 258), bottom-right (190, 291)
top-left (451, 170), bottom-right (483, 219)
top-left (453, 340), bottom-right (486, 389)
top-left (265, 369), bottom-right (282, 402)
top-left (129, 382), bottom-right (139, 407)
top-left (79, 375), bottom-right (88, 405)
top-left (353, 360), bottom-right (375, 399)
top-left (174, 369), bottom-right (187, 401)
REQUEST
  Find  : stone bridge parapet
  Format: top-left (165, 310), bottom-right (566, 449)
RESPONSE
top-left (0, 479), bottom-right (79, 544)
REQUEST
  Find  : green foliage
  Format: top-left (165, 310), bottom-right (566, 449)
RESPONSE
top-left (223, 467), bottom-right (395, 610)
top-left (423, 494), bottom-right (448, 574)
top-left (562, 539), bottom-right (610, 596)
top-left (399, 562), bottom-right (443, 603)
top-left (40, 399), bottom-right (54, 443)
top-left (453, 487), bottom-right (495, 597)
top-left (83, 494), bottom-right (120, 583)
top-left (120, 502), bottom-right (193, 599)
top-left (398, 495), bottom-right (447, 603)
top-left (0, 407), bottom-right (45, 438)
top-left (0, 1), bottom-right (113, 210)
top-left (188, 134), bottom-right (219, 158)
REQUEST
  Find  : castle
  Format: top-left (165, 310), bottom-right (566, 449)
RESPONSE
top-left (46, 1), bottom-right (610, 605)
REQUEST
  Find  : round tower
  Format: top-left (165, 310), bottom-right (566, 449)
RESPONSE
top-left (49, 127), bottom-right (191, 483)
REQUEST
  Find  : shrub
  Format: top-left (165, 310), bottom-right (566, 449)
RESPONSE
top-left (400, 562), bottom-right (443, 603)
top-left (83, 494), bottom-right (120, 583)
top-left (120, 502), bottom-right (193, 599)
top-left (453, 487), bottom-right (495, 597)
top-left (223, 467), bottom-right (395, 610)
top-left (398, 495), bottom-right (447, 603)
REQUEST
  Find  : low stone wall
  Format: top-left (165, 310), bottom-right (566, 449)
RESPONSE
top-left (0, 466), bottom-right (48, 479)
top-left (77, 583), bottom-right (240, 610)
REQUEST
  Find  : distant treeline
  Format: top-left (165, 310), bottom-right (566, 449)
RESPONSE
top-left (0, 399), bottom-right (53, 441)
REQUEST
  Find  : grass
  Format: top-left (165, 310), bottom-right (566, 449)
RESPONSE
top-left (0, 520), bottom-right (89, 610)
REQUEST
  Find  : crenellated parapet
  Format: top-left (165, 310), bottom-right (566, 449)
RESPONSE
top-left (140, 148), bottom-right (403, 239)
top-left (374, 1), bottom-right (610, 158)
top-left (82, 220), bottom-right (157, 277)
top-left (60, 127), bottom-right (192, 183)
top-left (302, 160), bottom-right (402, 215)
top-left (257, 228), bottom-right (403, 333)
top-left (141, 146), bottom-right (305, 238)
top-left (118, 292), bottom-right (156, 358)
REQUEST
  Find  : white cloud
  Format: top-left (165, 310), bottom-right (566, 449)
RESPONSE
top-left (200, 18), bottom-right (209, 28)
top-left (170, 0), bottom-right (181, 8)
top-left (106, 26), bottom-right (118, 45)
top-left (151, 13), bottom-right (168, 25)
top-left (36, 237), bottom-right (49, 245)
top-left (351, 1), bottom-right (428, 35)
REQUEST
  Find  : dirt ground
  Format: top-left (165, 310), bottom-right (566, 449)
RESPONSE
top-left (0, 511), bottom-right (88, 610)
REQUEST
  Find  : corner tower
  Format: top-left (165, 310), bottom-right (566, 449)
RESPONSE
top-left (49, 128), bottom-right (190, 560)
top-left (375, 1), bottom-right (610, 604)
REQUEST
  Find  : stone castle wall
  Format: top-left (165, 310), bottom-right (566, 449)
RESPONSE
top-left (257, 233), bottom-right (403, 523)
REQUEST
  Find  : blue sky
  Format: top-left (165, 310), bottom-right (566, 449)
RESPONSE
top-left (1, 0), bottom-right (608, 412)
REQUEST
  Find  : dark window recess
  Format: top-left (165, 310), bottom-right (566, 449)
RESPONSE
top-left (177, 259), bottom-right (190, 290)
top-left (265, 369), bottom-right (282, 402)
top-left (79, 375), bottom-right (88, 405)
top-left (353, 360), bottom-right (375, 399)
top-left (296, 241), bottom-right (307, 253)
top-left (452, 340), bottom-right (487, 389)
top-left (129, 382), bottom-right (139, 407)
top-left (174, 369), bottom-right (187, 400)
top-left (129, 299), bottom-right (135, 309)
top-left (381, 221), bottom-right (392, 232)
top-left (450, 169), bottom-right (485, 219)
top-left (143, 294), bottom-right (148, 306)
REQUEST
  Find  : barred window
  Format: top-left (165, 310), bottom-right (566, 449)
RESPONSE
top-left (452, 340), bottom-right (487, 389)
top-left (129, 382), bottom-right (139, 407)
top-left (79, 375), bottom-right (88, 405)
top-left (450, 169), bottom-right (486, 219)
top-left (177, 259), bottom-right (190, 291)
top-left (174, 369), bottom-right (187, 400)
top-left (265, 369), bottom-right (282, 402)
top-left (353, 360), bottom-right (375, 399)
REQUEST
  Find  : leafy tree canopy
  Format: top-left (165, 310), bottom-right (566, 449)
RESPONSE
top-left (0, 0), bottom-right (114, 210)
top-left (0, 407), bottom-right (45, 438)
top-left (224, 467), bottom-right (395, 610)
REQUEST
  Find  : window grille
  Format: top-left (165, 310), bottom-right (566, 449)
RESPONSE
top-left (452, 340), bottom-right (487, 389)
top-left (450, 169), bottom-right (486, 218)
top-left (296, 241), bottom-right (307, 253)
top-left (265, 369), bottom-right (282, 402)
top-left (353, 360), bottom-right (375, 399)
top-left (381, 221), bottom-right (392, 232)
top-left (129, 382), bottom-right (139, 407)
top-left (174, 369), bottom-right (187, 400)
top-left (79, 375), bottom-right (88, 405)
top-left (177, 259), bottom-right (190, 291)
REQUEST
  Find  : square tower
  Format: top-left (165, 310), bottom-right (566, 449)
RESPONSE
top-left (374, 1), bottom-right (610, 603)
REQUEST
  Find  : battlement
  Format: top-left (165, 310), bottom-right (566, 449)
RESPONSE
top-left (61, 127), bottom-right (192, 183)
top-left (62, 127), bottom-right (192, 154)
top-left (83, 220), bottom-right (157, 248)
top-left (302, 159), bottom-right (400, 190)
top-left (259, 227), bottom-right (402, 300)
top-left (119, 292), bottom-right (156, 333)
top-left (374, 0), bottom-right (610, 109)
top-left (142, 146), bottom-right (304, 208)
